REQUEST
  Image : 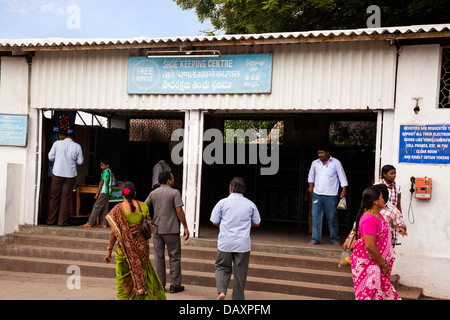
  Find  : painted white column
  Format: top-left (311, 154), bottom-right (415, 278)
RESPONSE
top-left (392, 44), bottom-right (450, 299)
top-left (0, 163), bottom-right (24, 235)
top-left (375, 109), bottom-right (395, 181)
top-left (0, 56), bottom-right (30, 234)
top-left (0, 164), bottom-right (6, 235)
top-left (181, 110), bottom-right (204, 237)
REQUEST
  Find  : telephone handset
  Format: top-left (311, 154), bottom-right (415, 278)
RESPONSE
top-left (408, 176), bottom-right (415, 224)
top-left (410, 176), bottom-right (415, 194)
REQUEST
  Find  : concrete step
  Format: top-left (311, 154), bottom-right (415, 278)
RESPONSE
top-left (18, 225), bottom-right (344, 258)
top-left (180, 269), bottom-right (354, 300)
top-left (396, 285), bottom-right (424, 300)
top-left (0, 243), bottom-right (113, 263)
top-left (3, 234), bottom-right (109, 252)
top-left (0, 271), bottom-right (324, 300)
top-left (186, 237), bottom-right (343, 259)
top-left (0, 243), bottom-right (353, 288)
top-left (0, 255), bottom-right (116, 278)
top-left (0, 253), bottom-right (351, 299)
top-left (6, 232), bottom-right (349, 272)
top-left (18, 225), bottom-right (110, 240)
top-left (2, 225), bottom-right (424, 300)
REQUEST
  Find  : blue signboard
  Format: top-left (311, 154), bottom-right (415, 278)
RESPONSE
top-left (399, 124), bottom-right (450, 164)
top-left (0, 114), bottom-right (28, 147)
top-left (127, 53), bottom-right (272, 94)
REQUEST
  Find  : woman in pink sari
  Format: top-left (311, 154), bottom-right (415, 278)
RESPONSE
top-left (351, 185), bottom-right (401, 300)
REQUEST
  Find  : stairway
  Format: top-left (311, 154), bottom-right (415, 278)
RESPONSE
top-left (0, 225), bottom-right (423, 300)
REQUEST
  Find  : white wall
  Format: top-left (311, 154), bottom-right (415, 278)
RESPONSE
top-left (0, 56), bottom-right (32, 235)
top-left (391, 44), bottom-right (450, 299)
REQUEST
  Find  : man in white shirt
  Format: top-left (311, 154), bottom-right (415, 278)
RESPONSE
top-left (47, 134), bottom-right (83, 226)
top-left (210, 177), bottom-right (261, 300)
top-left (307, 146), bottom-right (348, 245)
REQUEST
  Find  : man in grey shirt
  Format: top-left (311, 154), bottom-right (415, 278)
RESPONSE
top-left (146, 171), bottom-right (189, 293)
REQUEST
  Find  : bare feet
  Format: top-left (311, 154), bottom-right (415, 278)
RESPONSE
top-left (308, 241), bottom-right (317, 245)
top-left (217, 292), bottom-right (226, 300)
top-left (79, 223), bottom-right (92, 228)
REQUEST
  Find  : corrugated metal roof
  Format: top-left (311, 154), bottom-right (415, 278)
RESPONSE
top-left (1, 24), bottom-right (450, 51)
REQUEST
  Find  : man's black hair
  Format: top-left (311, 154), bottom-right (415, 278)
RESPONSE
top-left (158, 170), bottom-right (172, 185)
top-left (230, 177), bottom-right (246, 194)
top-left (317, 145), bottom-right (330, 152)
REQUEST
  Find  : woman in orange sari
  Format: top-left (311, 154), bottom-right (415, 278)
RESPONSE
top-left (103, 181), bottom-right (166, 300)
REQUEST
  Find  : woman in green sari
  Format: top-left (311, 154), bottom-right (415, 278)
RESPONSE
top-left (103, 181), bottom-right (166, 300)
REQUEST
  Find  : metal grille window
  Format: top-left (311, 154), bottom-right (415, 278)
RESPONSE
top-left (439, 48), bottom-right (450, 108)
top-left (129, 119), bottom-right (183, 142)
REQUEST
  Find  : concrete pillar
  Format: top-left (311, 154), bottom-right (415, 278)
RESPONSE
top-left (181, 110), bottom-right (204, 237)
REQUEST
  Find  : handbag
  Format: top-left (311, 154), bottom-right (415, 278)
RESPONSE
top-left (138, 201), bottom-right (153, 240)
top-left (141, 215), bottom-right (153, 239)
top-left (344, 224), bottom-right (356, 251)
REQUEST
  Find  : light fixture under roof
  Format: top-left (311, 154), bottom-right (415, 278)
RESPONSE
top-left (146, 48), bottom-right (220, 58)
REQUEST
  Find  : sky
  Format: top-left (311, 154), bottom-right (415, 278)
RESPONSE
top-left (0, 0), bottom-right (216, 39)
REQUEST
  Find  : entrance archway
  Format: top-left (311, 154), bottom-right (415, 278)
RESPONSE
top-left (37, 110), bottom-right (185, 225)
top-left (199, 112), bottom-right (377, 239)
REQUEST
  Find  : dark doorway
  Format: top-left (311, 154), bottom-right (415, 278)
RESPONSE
top-left (199, 112), bottom-right (377, 237)
top-left (38, 111), bottom-right (184, 224)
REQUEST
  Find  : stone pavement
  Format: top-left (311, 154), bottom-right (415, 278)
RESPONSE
top-left (0, 271), bottom-right (314, 300)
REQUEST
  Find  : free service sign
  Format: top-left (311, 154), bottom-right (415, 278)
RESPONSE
top-left (399, 124), bottom-right (450, 164)
top-left (127, 53), bottom-right (272, 94)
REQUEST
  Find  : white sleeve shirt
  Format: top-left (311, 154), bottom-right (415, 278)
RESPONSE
top-left (152, 160), bottom-right (171, 187)
top-left (307, 156), bottom-right (348, 196)
top-left (48, 138), bottom-right (84, 178)
top-left (210, 193), bottom-right (261, 253)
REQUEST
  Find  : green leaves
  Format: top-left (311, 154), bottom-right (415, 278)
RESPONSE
top-left (174, 0), bottom-right (450, 35)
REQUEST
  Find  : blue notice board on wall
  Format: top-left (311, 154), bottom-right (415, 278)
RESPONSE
top-left (127, 53), bottom-right (273, 94)
top-left (399, 124), bottom-right (450, 164)
top-left (0, 113), bottom-right (28, 147)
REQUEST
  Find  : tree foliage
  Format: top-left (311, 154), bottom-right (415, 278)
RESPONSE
top-left (174, 0), bottom-right (450, 34)
top-left (329, 121), bottom-right (376, 147)
top-left (224, 120), bottom-right (283, 143)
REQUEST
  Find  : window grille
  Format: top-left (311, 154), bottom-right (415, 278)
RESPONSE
top-left (439, 48), bottom-right (450, 108)
top-left (129, 119), bottom-right (183, 142)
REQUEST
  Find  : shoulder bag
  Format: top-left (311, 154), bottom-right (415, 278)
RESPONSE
top-left (139, 201), bottom-right (153, 240)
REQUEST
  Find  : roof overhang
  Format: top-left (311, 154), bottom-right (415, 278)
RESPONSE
top-left (1, 24), bottom-right (449, 53)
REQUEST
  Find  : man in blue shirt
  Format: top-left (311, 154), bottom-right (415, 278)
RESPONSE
top-left (307, 146), bottom-right (348, 246)
top-left (210, 177), bottom-right (261, 300)
top-left (47, 133), bottom-right (83, 226)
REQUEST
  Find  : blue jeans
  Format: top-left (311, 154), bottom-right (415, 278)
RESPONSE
top-left (311, 193), bottom-right (340, 244)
